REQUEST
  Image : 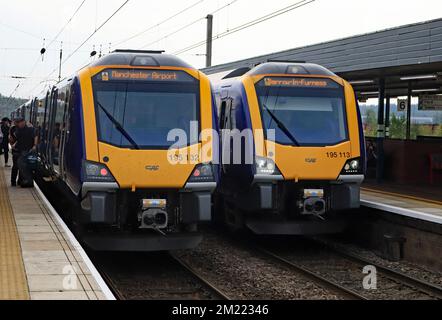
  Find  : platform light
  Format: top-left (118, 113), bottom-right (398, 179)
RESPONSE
top-left (360, 91), bottom-right (379, 95)
top-left (349, 80), bottom-right (375, 85)
top-left (400, 74), bottom-right (437, 81)
top-left (412, 88), bottom-right (440, 93)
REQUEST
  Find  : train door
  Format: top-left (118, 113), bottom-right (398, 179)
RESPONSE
top-left (220, 98), bottom-right (234, 175)
top-left (59, 88), bottom-right (71, 180)
top-left (38, 92), bottom-right (50, 156)
top-left (52, 91), bottom-right (67, 175)
top-left (47, 89), bottom-right (58, 173)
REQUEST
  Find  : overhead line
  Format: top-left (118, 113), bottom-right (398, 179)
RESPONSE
top-left (61, 0), bottom-right (130, 66)
top-left (139, 17), bottom-right (205, 49)
top-left (43, 0), bottom-right (130, 82)
top-left (5, 1), bottom-right (87, 99)
top-left (139, 0), bottom-right (241, 50)
top-left (46, 0), bottom-right (88, 50)
top-left (114, 0), bottom-right (205, 48)
top-left (174, 0), bottom-right (315, 55)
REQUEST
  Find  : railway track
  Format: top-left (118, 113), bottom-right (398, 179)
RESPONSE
top-left (94, 252), bottom-right (231, 301)
top-left (310, 239), bottom-right (442, 300)
top-left (258, 239), bottom-right (442, 300)
top-left (256, 247), bottom-right (367, 300)
top-left (170, 253), bottom-right (232, 300)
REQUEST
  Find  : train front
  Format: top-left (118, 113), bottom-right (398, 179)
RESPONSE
top-left (78, 52), bottom-right (216, 251)
top-left (241, 63), bottom-right (365, 235)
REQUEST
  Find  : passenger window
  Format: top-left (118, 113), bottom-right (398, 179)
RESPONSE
top-left (224, 99), bottom-right (234, 130)
top-left (219, 101), bottom-right (227, 129)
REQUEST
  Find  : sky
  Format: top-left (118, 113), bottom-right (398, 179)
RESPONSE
top-left (1, 0), bottom-right (442, 99)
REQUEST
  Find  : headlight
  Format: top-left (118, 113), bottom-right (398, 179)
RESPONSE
top-left (83, 160), bottom-right (116, 182)
top-left (350, 160), bottom-right (360, 170)
top-left (188, 163), bottom-right (215, 183)
top-left (342, 158), bottom-right (362, 175)
top-left (256, 157), bottom-right (279, 175)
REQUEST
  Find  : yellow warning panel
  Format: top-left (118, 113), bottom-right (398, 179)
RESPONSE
top-left (0, 169), bottom-right (29, 300)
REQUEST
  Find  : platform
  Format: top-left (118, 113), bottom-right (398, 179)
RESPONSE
top-left (0, 159), bottom-right (113, 300)
top-left (360, 186), bottom-right (442, 225)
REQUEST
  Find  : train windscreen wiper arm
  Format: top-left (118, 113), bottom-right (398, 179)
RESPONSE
top-left (97, 101), bottom-right (140, 150)
top-left (263, 103), bottom-right (300, 147)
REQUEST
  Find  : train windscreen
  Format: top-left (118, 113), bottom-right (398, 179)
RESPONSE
top-left (256, 77), bottom-right (348, 146)
top-left (92, 69), bottom-right (200, 149)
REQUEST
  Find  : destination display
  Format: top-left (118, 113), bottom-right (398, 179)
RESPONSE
top-left (94, 69), bottom-right (195, 82)
top-left (259, 77), bottom-right (339, 89)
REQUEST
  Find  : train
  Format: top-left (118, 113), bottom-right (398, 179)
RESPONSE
top-left (13, 56), bottom-right (365, 249)
top-left (210, 61), bottom-right (366, 235)
top-left (14, 50), bottom-right (218, 251)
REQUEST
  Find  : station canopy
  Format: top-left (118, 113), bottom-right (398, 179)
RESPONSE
top-left (202, 18), bottom-right (442, 99)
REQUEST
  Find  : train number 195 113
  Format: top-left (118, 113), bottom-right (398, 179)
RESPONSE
top-left (326, 152), bottom-right (351, 159)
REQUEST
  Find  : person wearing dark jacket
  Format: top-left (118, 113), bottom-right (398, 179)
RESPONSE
top-left (1, 117), bottom-right (11, 166)
top-left (10, 118), bottom-right (37, 187)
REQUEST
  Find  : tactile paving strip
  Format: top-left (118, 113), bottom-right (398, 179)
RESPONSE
top-left (0, 166), bottom-right (30, 300)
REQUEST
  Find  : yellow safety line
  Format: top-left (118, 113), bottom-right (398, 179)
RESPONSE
top-left (361, 187), bottom-right (442, 206)
top-left (0, 167), bottom-right (30, 300)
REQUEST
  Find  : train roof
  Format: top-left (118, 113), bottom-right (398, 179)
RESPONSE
top-left (89, 50), bottom-right (194, 69)
top-left (221, 61), bottom-right (337, 80)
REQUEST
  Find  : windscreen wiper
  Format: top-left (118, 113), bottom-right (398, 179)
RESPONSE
top-left (97, 101), bottom-right (140, 150)
top-left (263, 103), bottom-right (300, 147)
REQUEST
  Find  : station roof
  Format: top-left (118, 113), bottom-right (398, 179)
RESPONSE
top-left (202, 18), bottom-right (442, 98)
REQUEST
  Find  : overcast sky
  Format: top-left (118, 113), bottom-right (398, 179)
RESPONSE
top-left (1, 0), bottom-right (442, 99)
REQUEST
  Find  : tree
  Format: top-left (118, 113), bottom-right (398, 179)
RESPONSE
top-left (389, 114), bottom-right (406, 139)
top-left (0, 94), bottom-right (27, 118)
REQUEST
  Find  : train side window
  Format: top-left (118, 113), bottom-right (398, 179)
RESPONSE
top-left (224, 99), bottom-right (233, 130)
top-left (219, 101), bottom-right (227, 129)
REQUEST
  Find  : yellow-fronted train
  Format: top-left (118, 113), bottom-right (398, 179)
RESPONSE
top-left (211, 61), bottom-right (366, 235)
top-left (16, 50), bottom-right (218, 251)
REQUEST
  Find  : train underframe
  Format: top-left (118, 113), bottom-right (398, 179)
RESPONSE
top-left (62, 183), bottom-right (213, 252)
top-left (218, 179), bottom-right (361, 235)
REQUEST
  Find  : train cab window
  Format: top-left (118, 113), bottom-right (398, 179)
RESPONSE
top-left (93, 82), bottom-right (200, 149)
top-left (256, 79), bottom-right (348, 146)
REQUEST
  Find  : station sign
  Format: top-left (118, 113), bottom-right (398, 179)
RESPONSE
top-left (397, 99), bottom-right (408, 112)
top-left (418, 94), bottom-right (442, 111)
top-left (259, 77), bottom-right (339, 89)
top-left (94, 69), bottom-right (195, 83)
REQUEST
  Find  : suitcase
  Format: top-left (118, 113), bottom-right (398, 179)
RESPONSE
top-left (18, 152), bottom-right (34, 188)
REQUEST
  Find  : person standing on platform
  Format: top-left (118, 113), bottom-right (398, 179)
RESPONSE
top-left (1, 117), bottom-right (12, 167)
top-left (10, 118), bottom-right (37, 187)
